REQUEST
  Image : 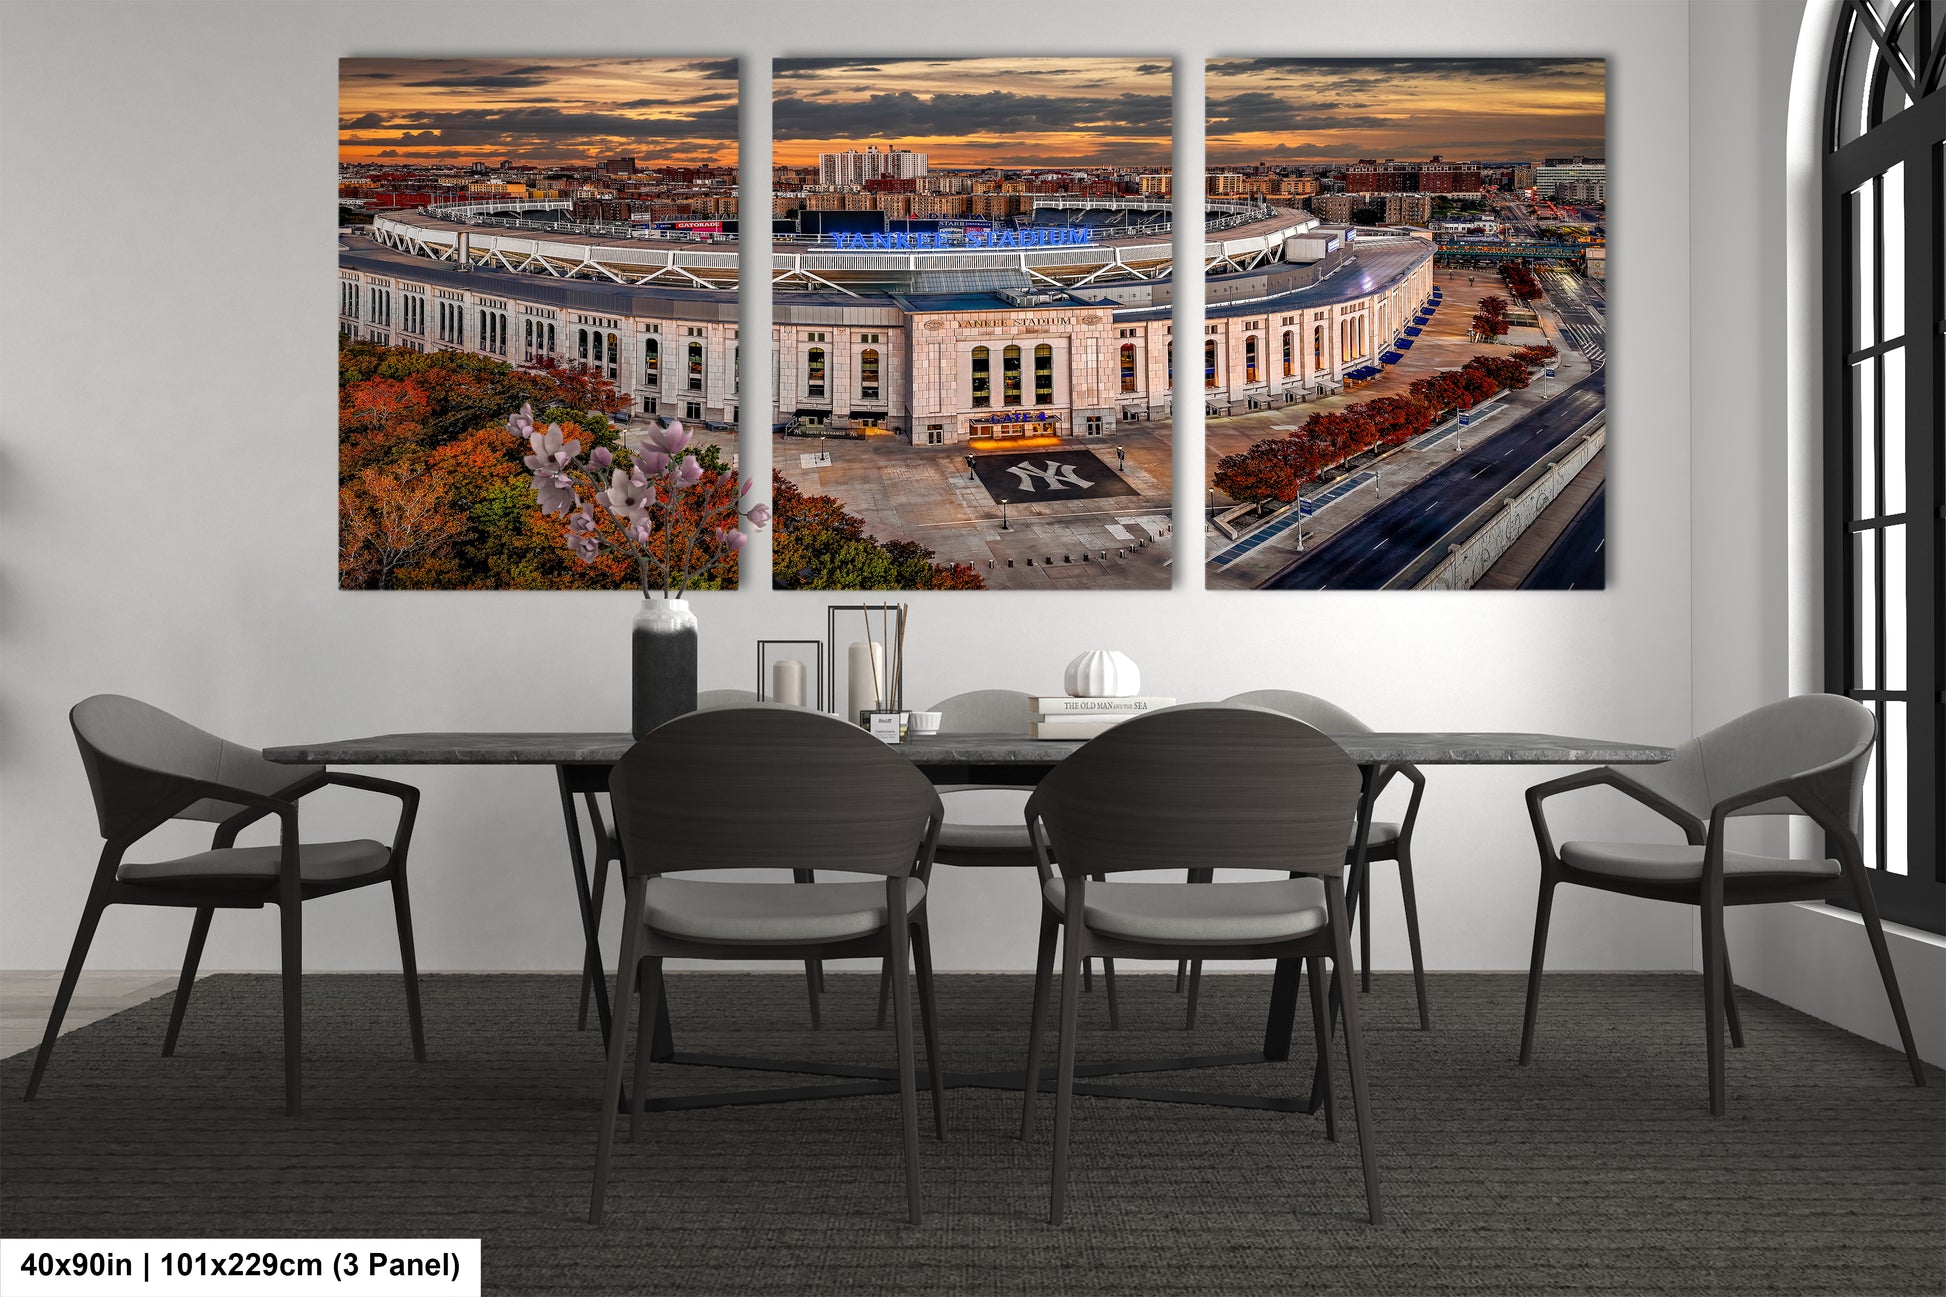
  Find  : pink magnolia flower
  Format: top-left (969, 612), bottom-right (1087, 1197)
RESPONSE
top-left (568, 502), bottom-right (598, 534)
top-left (522, 423), bottom-right (581, 476)
top-left (565, 531), bottom-right (601, 564)
top-left (598, 468), bottom-right (655, 528)
top-left (745, 502), bottom-right (771, 528)
top-left (739, 477), bottom-right (754, 497)
top-left (532, 470), bottom-right (577, 517)
top-left (674, 454), bottom-right (704, 486)
top-left (507, 403), bottom-right (537, 440)
top-left (628, 520), bottom-right (653, 547)
top-left (643, 420), bottom-right (691, 456)
top-left (714, 525), bottom-right (748, 552)
top-left (590, 446), bottom-right (613, 469)
top-left (634, 447), bottom-right (670, 477)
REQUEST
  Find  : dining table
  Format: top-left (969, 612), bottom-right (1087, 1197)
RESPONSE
top-left (265, 727), bottom-right (1673, 1114)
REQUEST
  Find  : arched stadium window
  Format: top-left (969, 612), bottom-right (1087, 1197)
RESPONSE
top-left (1003, 344), bottom-right (1022, 406)
top-left (1120, 342), bottom-right (1137, 394)
top-left (807, 347), bottom-right (825, 398)
top-left (1203, 339), bottom-right (1217, 389)
top-left (578, 328), bottom-right (588, 361)
top-left (1283, 330), bottom-right (1295, 378)
top-left (860, 348), bottom-right (881, 401)
top-left (1245, 334), bottom-right (1259, 383)
top-left (524, 317), bottom-right (534, 359)
top-left (971, 346), bottom-right (991, 408)
top-left (1314, 324), bottom-right (1324, 369)
top-left (607, 332), bottom-right (619, 380)
top-left (1034, 344), bottom-right (1053, 404)
top-left (645, 338), bottom-right (659, 386)
top-left (687, 341), bottom-right (704, 392)
top-left (546, 323), bottom-right (555, 354)
top-left (1822, 0), bottom-right (1944, 931)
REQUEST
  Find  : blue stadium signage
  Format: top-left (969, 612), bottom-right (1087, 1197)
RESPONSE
top-left (830, 228), bottom-right (1094, 251)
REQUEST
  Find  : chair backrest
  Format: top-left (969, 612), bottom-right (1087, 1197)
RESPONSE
top-left (930, 688), bottom-right (1035, 735)
top-left (69, 695), bottom-right (318, 842)
top-left (1223, 688), bottom-right (1372, 736)
top-left (609, 707), bottom-right (943, 878)
top-left (1623, 694), bottom-right (1876, 828)
top-left (1025, 704), bottom-right (1361, 879)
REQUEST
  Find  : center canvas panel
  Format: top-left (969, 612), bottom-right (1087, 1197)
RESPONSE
top-left (770, 57), bottom-right (1174, 591)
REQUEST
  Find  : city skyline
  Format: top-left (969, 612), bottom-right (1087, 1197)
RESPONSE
top-left (1206, 58), bottom-right (1605, 164)
top-left (339, 57), bottom-right (739, 167)
top-left (773, 57), bottom-right (1171, 168)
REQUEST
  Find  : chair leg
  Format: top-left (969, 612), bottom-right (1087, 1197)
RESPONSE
top-left (1174, 958), bottom-right (1187, 993)
top-left (886, 884), bottom-right (923, 1227)
top-left (1101, 959), bottom-right (1120, 1030)
top-left (1020, 915), bottom-right (1058, 1141)
top-left (629, 958), bottom-right (660, 1142)
top-left (1722, 947), bottom-right (1744, 1049)
top-left (1359, 864), bottom-right (1372, 993)
top-left (1082, 956), bottom-right (1093, 994)
top-left (279, 896), bottom-right (303, 1118)
top-left (591, 878), bottom-right (645, 1225)
top-left (1307, 955), bottom-right (1337, 1142)
top-left (578, 849), bottom-right (612, 1031)
top-left (1518, 873), bottom-right (1557, 1065)
top-left (875, 959), bottom-right (891, 1030)
top-left (793, 870), bottom-right (822, 1030)
top-left (911, 922), bottom-right (947, 1141)
top-left (1185, 959), bottom-right (1203, 1030)
top-left (1702, 892), bottom-right (1728, 1117)
top-left (391, 876), bottom-right (427, 1062)
top-left (1050, 917), bottom-right (1086, 1225)
top-left (23, 889), bottom-right (109, 1101)
top-left (1328, 880), bottom-right (1383, 1225)
top-left (1396, 850), bottom-right (1430, 1031)
top-left (162, 906), bottom-right (213, 1057)
top-left (1847, 864), bottom-right (1926, 1086)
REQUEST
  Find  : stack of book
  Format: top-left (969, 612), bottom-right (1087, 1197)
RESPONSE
top-left (1029, 694), bottom-right (1176, 740)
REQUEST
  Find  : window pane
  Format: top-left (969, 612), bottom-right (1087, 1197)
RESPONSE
top-left (1883, 346), bottom-right (1905, 515)
top-left (1884, 523), bottom-right (1906, 690)
top-left (1851, 180), bottom-right (1875, 351)
top-left (1856, 530), bottom-right (1877, 689)
top-left (1853, 358), bottom-right (1876, 520)
top-left (1884, 700), bottom-right (1907, 875)
top-left (1882, 163), bottom-right (1904, 337)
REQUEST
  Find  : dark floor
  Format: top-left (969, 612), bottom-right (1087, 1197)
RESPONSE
top-left (3, 971), bottom-right (1939, 1296)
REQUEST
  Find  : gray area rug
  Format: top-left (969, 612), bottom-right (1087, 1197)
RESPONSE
top-left (3, 972), bottom-right (1940, 1296)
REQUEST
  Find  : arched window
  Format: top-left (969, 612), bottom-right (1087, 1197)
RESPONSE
top-left (1822, 1), bottom-right (1944, 927)
top-left (1314, 324), bottom-right (1324, 369)
top-left (971, 346), bottom-right (990, 408)
top-left (1002, 344), bottom-right (1022, 405)
top-left (1282, 330), bottom-right (1295, 378)
top-left (546, 323), bottom-right (555, 354)
top-left (524, 318), bottom-right (533, 359)
top-left (1034, 343), bottom-right (1053, 404)
top-left (806, 347), bottom-right (825, 398)
top-left (859, 348), bottom-right (880, 400)
top-left (1203, 339), bottom-right (1217, 389)
top-left (1244, 335), bottom-right (1259, 383)
top-left (1120, 342), bottom-right (1137, 394)
top-left (578, 328), bottom-right (589, 361)
top-left (607, 332), bottom-right (619, 380)
top-left (644, 338), bottom-right (659, 387)
top-left (687, 341), bottom-right (703, 392)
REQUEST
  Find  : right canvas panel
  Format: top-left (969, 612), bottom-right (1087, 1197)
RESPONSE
top-left (1203, 58), bottom-right (1607, 590)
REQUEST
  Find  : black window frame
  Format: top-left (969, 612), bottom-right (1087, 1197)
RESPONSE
top-left (1821, 0), bottom-right (1944, 933)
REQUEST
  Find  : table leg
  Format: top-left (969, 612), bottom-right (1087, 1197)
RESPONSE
top-left (1306, 762), bottom-right (1378, 1112)
top-left (557, 768), bottom-right (614, 1046)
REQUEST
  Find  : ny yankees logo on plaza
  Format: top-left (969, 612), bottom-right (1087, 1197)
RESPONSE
top-left (1006, 460), bottom-right (1094, 493)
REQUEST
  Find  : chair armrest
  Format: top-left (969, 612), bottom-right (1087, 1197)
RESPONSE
top-left (1526, 767), bottom-right (1706, 867)
top-left (1701, 763), bottom-right (1860, 872)
top-left (319, 771), bottom-right (420, 866)
top-left (1023, 791), bottom-right (1057, 887)
top-left (1395, 763), bottom-right (1427, 844)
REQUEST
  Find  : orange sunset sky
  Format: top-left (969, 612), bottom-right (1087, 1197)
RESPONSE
top-left (771, 57), bottom-right (1171, 168)
top-left (339, 58), bottom-right (739, 166)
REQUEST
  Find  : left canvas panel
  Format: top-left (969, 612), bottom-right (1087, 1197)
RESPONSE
top-left (338, 58), bottom-right (744, 590)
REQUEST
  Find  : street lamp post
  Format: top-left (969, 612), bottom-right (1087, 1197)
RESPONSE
top-left (1001, 498), bottom-right (1009, 531)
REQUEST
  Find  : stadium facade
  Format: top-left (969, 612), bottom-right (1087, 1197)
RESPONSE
top-left (338, 201), bottom-right (1435, 441)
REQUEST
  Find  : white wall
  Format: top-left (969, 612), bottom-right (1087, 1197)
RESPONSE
top-left (1, 1), bottom-right (1705, 980)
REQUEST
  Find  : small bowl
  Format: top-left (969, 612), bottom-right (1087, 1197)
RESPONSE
top-left (907, 710), bottom-right (944, 736)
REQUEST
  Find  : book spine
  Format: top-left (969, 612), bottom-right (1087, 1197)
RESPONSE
top-left (1030, 719), bottom-right (1128, 739)
top-left (1030, 696), bottom-right (1175, 715)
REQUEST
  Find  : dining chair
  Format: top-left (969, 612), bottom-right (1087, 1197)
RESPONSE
top-left (1173, 689), bottom-right (1430, 1030)
top-left (1521, 693), bottom-right (1926, 1115)
top-left (25, 695), bottom-right (424, 1116)
top-left (1020, 704), bottom-right (1381, 1225)
top-left (575, 689), bottom-right (836, 1031)
top-left (875, 688), bottom-right (1122, 1029)
top-left (590, 706), bottom-right (947, 1226)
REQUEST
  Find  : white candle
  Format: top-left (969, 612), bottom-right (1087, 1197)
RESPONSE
top-left (847, 641), bottom-right (885, 723)
top-left (771, 658), bottom-right (807, 708)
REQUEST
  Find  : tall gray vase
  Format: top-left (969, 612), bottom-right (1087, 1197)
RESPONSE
top-left (632, 596), bottom-right (698, 739)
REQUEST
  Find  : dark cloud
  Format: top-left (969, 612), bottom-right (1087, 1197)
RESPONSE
top-left (676, 58), bottom-right (739, 81)
top-left (400, 63), bottom-right (567, 90)
top-left (1208, 57), bottom-right (1603, 81)
top-left (352, 102), bottom-right (739, 150)
top-left (774, 89), bottom-right (1170, 140)
top-left (774, 57), bottom-right (891, 77)
top-left (1204, 91), bottom-right (1389, 138)
top-left (340, 111), bottom-right (385, 129)
top-left (1133, 63), bottom-right (1168, 75)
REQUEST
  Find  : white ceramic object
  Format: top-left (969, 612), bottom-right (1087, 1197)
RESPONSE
top-left (1064, 650), bottom-right (1141, 698)
top-left (908, 710), bottom-right (943, 736)
top-left (847, 641), bottom-right (886, 722)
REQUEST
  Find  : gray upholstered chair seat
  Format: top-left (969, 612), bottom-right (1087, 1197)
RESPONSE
top-left (1559, 840), bottom-right (1841, 883)
top-left (1043, 876), bottom-right (1329, 944)
top-left (116, 838), bottom-right (391, 888)
top-left (645, 876), bottom-right (927, 943)
top-left (1358, 821), bottom-right (1401, 849)
top-left (936, 821), bottom-right (1031, 854)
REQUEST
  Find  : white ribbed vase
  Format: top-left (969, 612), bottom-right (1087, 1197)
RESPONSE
top-left (1063, 650), bottom-right (1141, 698)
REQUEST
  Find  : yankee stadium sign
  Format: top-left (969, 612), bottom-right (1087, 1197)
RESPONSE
top-left (829, 227), bottom-right (1095, 251)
